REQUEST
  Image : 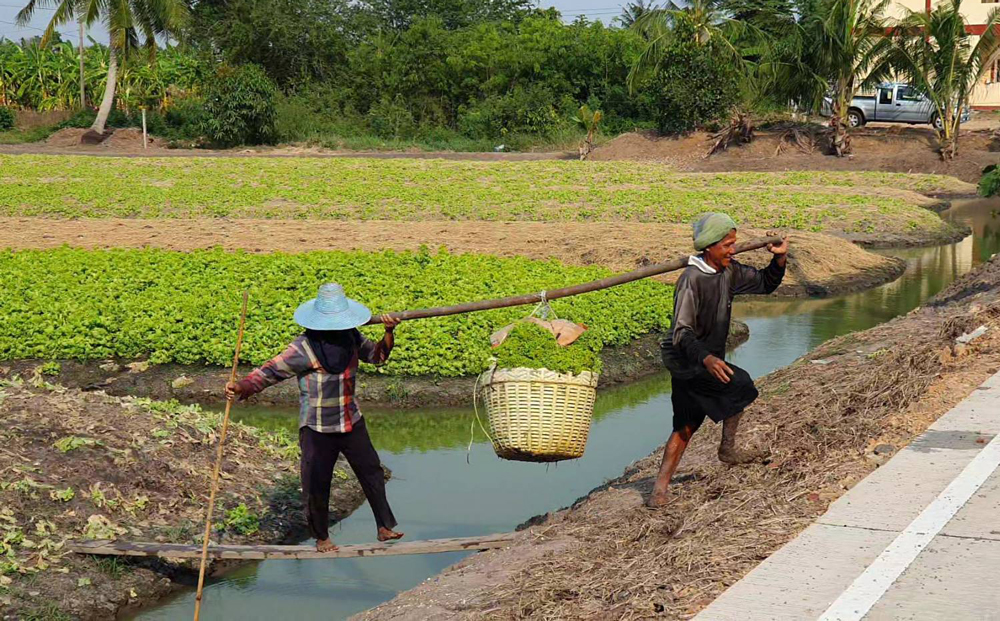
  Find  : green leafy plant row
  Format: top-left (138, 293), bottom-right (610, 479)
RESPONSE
top-left (0, 247), bottom-right (673, 377)
top-left (0, 156), bottom-right (959, 237)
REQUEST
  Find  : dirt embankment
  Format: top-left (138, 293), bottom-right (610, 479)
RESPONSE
top-left (4, 327), bottom-right (746, 410)
top-left (0, 374), bottom-right (369, 620)
top-left (590, 126), bottom-right (998, 186)
top-left (359, 255), bottom-right (1000, 621)
top-left (0, 127), bottom-right (571, 160)
top-left (0, 218), bottom-right (908, 298)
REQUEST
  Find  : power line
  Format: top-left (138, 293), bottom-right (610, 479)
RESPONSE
top-left (0, 17), bottom-right (78, 33)
top-left (0, 3), bottom-right (56, 9)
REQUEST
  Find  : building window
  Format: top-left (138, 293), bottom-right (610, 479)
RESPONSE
top-left (988, 59), bottom-right (1000, 83)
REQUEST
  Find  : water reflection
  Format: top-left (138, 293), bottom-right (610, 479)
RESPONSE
top-left (132, 198), bottom-right (1000, 621)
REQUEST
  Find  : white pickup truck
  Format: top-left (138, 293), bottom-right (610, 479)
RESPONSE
top-left (821, 82), bottom-right (971, 129)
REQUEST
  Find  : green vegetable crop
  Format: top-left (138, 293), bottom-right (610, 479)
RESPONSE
top-left (0, 247), bottom-right (673, 377)
top-left (493, 322), bottom-right (603, 375)
top-left (0, 156), bottom-right (960, 238)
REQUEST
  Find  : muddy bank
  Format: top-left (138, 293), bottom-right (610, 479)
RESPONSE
top-left (5, 327), bottom-right (746, 410)
top-left (359, 254), bottom-right (1000, 621)
top-left (0, 218), bottom-right (911, 297)
top-left (0, 376), bottom-right (369, 621)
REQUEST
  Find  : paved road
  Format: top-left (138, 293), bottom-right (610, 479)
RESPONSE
top-left (696, 370), bottom-right (1000, 621)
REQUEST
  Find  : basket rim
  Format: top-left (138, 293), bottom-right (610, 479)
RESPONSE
top-left (479, 365), bottom-right (600, 387)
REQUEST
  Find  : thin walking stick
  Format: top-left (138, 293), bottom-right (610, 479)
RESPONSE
top-left (193, 290), bottom-right (249, 621)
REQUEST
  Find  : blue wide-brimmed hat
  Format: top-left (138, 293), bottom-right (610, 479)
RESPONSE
top-left (294, 283), bottom-right (372, 331)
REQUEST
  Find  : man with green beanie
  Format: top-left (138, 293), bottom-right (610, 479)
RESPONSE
top-left (648, 213), bottom-right (788, 507)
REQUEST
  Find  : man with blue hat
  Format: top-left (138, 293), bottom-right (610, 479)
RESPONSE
top-left (226, 283), bottom-right (403, 552)
top-left (649, 213), bottom-right (789, 508)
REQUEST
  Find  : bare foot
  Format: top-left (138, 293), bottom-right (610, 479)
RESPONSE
top-left (377, 527), bottom-right (404, 542)
top-left (315, 538), bottom-right (338, 553)
top-left (718, 447), bottom-right (768, 465)
top-left (646, 492), bottom-right (670, 508)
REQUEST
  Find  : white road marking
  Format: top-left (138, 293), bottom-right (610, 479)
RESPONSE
top-left (818, 432), bottom-right (1000, 621)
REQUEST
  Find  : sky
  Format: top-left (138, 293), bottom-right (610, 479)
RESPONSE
top-left (0, 0), bottom-right (628, 45)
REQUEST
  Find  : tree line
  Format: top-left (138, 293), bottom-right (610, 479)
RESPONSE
top-left (3, 0), bottom-right (999, 158)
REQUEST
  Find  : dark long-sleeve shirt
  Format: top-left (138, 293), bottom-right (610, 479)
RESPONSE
top-left (662, 256), bottom-right (785, 379)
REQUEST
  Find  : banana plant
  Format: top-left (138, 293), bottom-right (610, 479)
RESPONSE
top-left (16, 0), bottom-right (189, 135)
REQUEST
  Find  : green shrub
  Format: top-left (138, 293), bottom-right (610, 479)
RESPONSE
top-left (493, 321), bottom-right (603, 375)
top-left (0, 107), bottom-right (14, 131)
top-left (458, 84), bottom-right (562, 139)
top-left (162, 96), bottom-right (208, 141)
top-left (61, 109), bottom-right (97, 129)
top-left (649, 24), bottom-right (739, 134)
top-left (367, 94), bottom-right (417, 139)
top-left (201, 64), bottom-right (277, 147)
top-left (979, 165), bottom-right (1000, 197)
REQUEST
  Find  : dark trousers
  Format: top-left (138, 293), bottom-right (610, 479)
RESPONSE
top-left (299, 419), bottom-right (397, 541)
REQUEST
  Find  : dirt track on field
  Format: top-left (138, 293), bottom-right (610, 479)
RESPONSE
top-left (0, 217), bottom-right (906, 298)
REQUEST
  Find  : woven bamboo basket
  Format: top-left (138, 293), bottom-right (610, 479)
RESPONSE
top-left (478, 366), bottom-right (599, 462)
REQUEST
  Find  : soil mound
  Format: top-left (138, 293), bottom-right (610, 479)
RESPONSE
top-left (103, 127), bottom-right (160, 150)
top-left (43, 127), bottom-right (162, 151)
top-left (591, 125), bottom-right (996, 185)
top-left (44, 127), bottom-right (88, 147)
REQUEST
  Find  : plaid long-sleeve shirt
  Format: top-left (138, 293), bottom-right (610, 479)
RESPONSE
top-left (235, 331), bottom-right (391, 433)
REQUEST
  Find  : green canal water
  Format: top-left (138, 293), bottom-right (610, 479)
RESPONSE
top-left (132, 199), bottom-right (999, 621)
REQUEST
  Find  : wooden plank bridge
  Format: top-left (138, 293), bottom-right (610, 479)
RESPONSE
top-left (70, 533), bottom-right (516, 561)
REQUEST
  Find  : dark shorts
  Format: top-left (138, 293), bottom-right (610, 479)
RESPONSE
top-left (669, 362), bottom-right (758, 433)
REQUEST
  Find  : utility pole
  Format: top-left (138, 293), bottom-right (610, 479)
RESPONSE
top-left (78, 17), bottom-right (86, 109)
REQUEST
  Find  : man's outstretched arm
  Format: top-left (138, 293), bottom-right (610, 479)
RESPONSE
top-left (732, 236), bottom-right (789, 296)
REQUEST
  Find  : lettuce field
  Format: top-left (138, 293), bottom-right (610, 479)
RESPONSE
top-left (0, 155), bottom-right (960, 237)
top-left (0, 247), bottom-right (672, 377)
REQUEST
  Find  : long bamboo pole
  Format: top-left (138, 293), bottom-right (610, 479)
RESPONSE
top-left (366, 236), bottom-right (783, 324)
top-left (193, 291), bottom-right (249, 621)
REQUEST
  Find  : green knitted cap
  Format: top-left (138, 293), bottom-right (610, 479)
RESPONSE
top-left (692, 212), bottom-right (737, 251)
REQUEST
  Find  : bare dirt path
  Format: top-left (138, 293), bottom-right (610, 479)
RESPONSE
top-left (1, 218), bottom-right (904, 298)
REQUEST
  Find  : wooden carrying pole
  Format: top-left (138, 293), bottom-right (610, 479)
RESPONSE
top-left (193, 291), bottom-right (249, 621)
top-left (366, 236), bottom-right (783, 325)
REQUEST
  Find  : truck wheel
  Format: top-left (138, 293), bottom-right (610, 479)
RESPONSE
top-left (847, 109), bottom-right (864, 128)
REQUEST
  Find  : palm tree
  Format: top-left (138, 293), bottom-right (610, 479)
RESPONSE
top-left (618, 0), bottom-right (659, 28)
top-left (628, 0), bottom-right (754, 90)
top-left (882, 0), bottom-right (1000, 159)
top-left (16, 0), bottom-right (187, 137)
top-left (801, 0), bottom-right (892, 156)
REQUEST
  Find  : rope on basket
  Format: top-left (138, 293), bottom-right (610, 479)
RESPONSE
top-left (467, 361), bottom-right (497, 464)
